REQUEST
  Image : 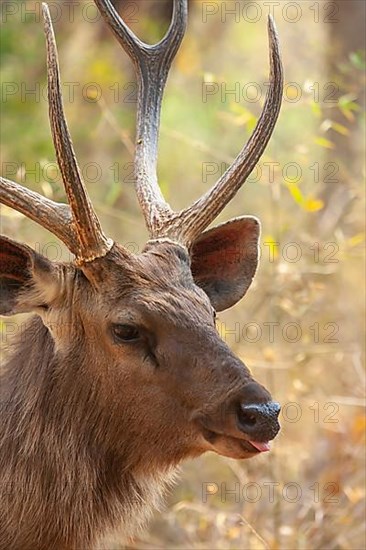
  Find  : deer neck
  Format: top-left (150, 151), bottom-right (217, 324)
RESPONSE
top-left (0, 316), bottom-right (176, 546)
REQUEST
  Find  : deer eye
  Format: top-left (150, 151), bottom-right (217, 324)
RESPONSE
top-left (112, 324), bottom-right (141, 343)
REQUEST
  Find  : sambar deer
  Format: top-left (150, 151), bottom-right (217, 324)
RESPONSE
top-left (0, 0), bottom-right (283, 547)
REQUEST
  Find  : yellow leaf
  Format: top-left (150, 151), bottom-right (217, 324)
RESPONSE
top-left (331, 121), bottom-right (350, 135)
top-left (338, 95), bottom-right (360, 122)
top-left (344, 486), bottom-right (365, 504)
top-left (339, 106), bottom-right (355, 122)
top-left (286, 182), bottom-right (304, 205)
top-left (314, 136), bottom-right (335, 149)
top-left (347, 233), bottom-right (365, 247)
top-left (304, 198), bottom-right (324, 212)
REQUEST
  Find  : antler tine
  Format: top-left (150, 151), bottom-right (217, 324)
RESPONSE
top-left (42, 3), bottom-right (112, 262)
top-left (0, 176), bottom-right (75, 248)
top-left (93, 0), bottom-right (188, 236)
top-left (175, 15), bottom-right (284, 245)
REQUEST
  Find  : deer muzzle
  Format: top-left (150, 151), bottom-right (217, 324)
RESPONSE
top-left (237, 401), bottom-right (281, 448)
top-left (197, 382), bottom-right (281, 459)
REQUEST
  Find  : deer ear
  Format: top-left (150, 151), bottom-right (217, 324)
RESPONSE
top-left (0, 236), bottom-right (61, 316)
top-left (190, 217), bottom-right (260, 312)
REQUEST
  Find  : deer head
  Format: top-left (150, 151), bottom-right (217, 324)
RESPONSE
top-left (0, 0), bottom-right (283, 469)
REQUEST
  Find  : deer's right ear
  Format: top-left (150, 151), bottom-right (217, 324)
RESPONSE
top-left (190, 217), bottom-right (260, 312)
top-left (0, 236), bottom-right (61, 316)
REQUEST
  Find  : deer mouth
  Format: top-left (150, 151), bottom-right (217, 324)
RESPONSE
top-left (195, 398), bottom-right (280, 459)
top-left (200, 426), bottom-right (272, 460)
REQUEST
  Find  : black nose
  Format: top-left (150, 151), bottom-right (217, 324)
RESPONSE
top-left (237, 401), bottom-right (281, 441)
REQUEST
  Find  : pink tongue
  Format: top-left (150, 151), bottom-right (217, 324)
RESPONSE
top-left (249, 440), bottom-right (271, 452)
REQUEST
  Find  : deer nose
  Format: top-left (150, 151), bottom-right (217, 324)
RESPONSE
top-left (237, 401), bottom-right (281, 441)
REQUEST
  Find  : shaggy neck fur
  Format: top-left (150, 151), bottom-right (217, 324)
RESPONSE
top-left (0, 316), bottom-right (175, 550)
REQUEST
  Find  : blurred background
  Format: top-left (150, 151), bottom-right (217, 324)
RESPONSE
top-left (1, 0), bottom-right (365, 548)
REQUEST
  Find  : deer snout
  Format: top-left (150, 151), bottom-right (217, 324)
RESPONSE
top-left (197, 386), bottom-right (281, 456)
top-left (237, 401), bottom-right (281, 442)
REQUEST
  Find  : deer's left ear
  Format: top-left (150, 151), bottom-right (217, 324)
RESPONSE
top-left (190, 217), bottom-right (260, 312)
top-left (0, 236), bottom-right (62, 316)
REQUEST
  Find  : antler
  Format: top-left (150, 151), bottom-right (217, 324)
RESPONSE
top-left (1, 1), bottom-right (283, 258)
top-left (93, 0), bottom-right (187, 236)
top-left (94, 0), bottom-right (283, 246)
top-left (0, 4), bottom-right (112, 263)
